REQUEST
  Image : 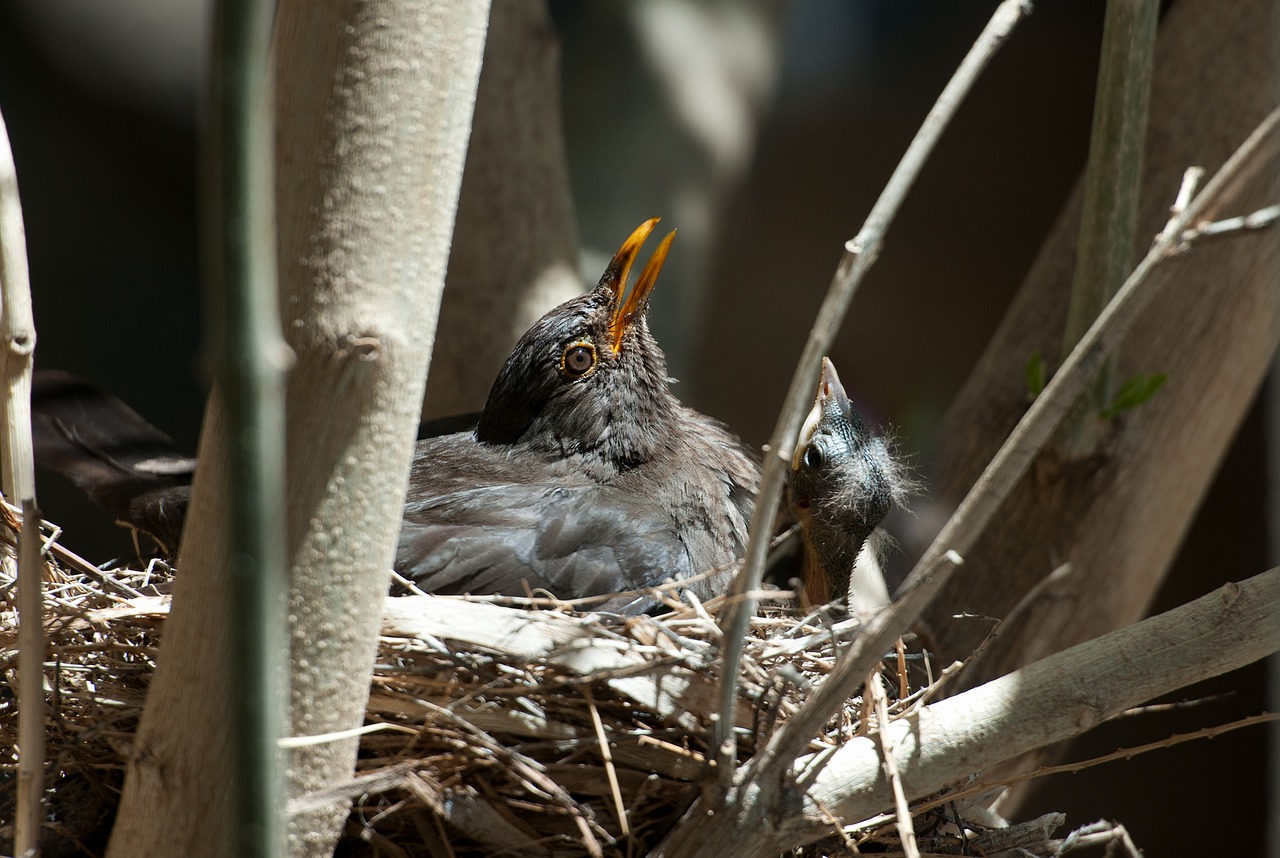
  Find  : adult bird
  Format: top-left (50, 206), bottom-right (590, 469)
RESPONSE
top-left (32, 219), bottom-right (759, 613)
top-left (787, 357), bottom-right (907, 613)
top-left (397, 218), bottom-right (759, 611)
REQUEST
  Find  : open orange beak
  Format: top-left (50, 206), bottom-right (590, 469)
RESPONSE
top-left (598, 218), bottom-right (676, 354)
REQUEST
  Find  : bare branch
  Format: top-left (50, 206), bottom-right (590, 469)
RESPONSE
top-left (1179, 203), bottom-right (1280, 243)
top-left (749, 105), bottom-right (1280, 794)
top-left (916, 710), bottom-right (1280, 812)
top-left (0, 110), bottom-right (36, 506)
top-left (773, 568), bottom-right (1278, 853)
top-left (0, 104), bottom-right (43, 858)
top-left (14, 503), bottom-right (45, 857)
top-left (713, 0), bottom-right (1033, 768)
top-left (1153, 165), bottom-right (1205, 242)
top-left (924, 2), bottom-right (1280, 808)
top-left (870, 676), bottom-right (918, 858)
top-left (1059, 820), bottom-right (1143, 857)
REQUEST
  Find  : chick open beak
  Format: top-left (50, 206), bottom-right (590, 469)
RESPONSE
top-left (793, 357), bottom-right (849, 470)
top-left (598, 218), bottom-right (676, 354)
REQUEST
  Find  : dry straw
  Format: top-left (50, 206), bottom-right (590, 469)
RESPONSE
top-left (2, 511), bottom-right (1032, 858)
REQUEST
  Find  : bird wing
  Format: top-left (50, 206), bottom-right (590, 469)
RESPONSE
top-left (32, 371), bottom-right (195, 549)
top-left (398, 481), bottom-right (694, 614)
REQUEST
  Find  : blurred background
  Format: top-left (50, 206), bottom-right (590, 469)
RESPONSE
top-left (0, 1), bottom-right (1271, 853)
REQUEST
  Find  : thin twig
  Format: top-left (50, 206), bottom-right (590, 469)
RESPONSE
top-left (1115, 694), bottom-right (1231, 718)
top-left (912, 710), bottom-right (1279, 816)
top-left (278, 720), bottom-right (418, 748)
top-left (1, 500), bottom-right (148, 599)
top-left (894, 638), bottom-right (908, 700)
top-left (1179, 203), bottom-right (1280, 243)
top-left (285, 760), bottom-right (420, 816)
top-left (712, 0), bottom-right (1034, 771)
top-left (16, 501), bottom-right (46, 855)
top-left (870, 674), bottom-right (918, 858)
top-left (946, 563), bottom-right (1073, 688)
top-left (1154, 165), bottom-right (1205, 242)
top-left (1059, 820), bottom-right (1142, 857)
top-left (585, 686), bottom-right (630, 837)
top-left (416, 698), bottom-right (609, 857)
top-left (809, 796), bottom-right (860, 854)
top-left (744, 551), bottom-right (962, 787)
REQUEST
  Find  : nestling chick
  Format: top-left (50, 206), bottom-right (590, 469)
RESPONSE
top-left (787, 357), bottom-right (910, 612)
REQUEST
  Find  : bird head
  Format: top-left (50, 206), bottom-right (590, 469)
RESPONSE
top-left (787, 357), bottom-right (905, 607)
top-left (475, 218), bottom-right (679, 470)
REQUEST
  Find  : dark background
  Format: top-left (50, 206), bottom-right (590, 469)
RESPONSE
top-left (0, 1), bottom-right (1271, 853)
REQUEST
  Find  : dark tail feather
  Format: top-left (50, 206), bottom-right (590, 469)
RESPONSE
top-left (32, 370), bottom-right (195, 551)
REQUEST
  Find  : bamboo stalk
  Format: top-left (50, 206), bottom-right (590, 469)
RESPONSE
top-left (206, 0), bottom-right (287, 855)
top-left (1059, 0), bottom-right (1159, 452)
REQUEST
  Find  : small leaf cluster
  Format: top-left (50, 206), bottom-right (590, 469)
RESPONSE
top-left (1024, 350), bottom-right (1167, 417)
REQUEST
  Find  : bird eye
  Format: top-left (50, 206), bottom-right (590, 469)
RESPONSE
top-left (560, 341), bottom-right (597, 378)
top-left (802, 444), bottom-right (824, 470)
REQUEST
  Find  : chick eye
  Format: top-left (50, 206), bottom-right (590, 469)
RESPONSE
top-left (560, 341), bottom-right (597, 378)
top-left (802, 444), bottom-right (825, 470)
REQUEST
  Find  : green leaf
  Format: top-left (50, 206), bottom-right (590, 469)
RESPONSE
top-left (1025, 351), bottom-right (1047, 398)
top-left (1101, 372), bottom-right (1168, 417)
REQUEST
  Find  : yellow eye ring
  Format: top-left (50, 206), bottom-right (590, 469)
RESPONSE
top-left (559, 340), bottom-right (598, 379)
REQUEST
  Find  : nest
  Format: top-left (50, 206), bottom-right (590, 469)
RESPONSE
top-left (0, 519), bottom-right (1064, 858)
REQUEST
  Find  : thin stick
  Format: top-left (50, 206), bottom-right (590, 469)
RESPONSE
top-left (284, 760), bottom-right (420, 816)
top-left (947, 563), bottom-right (1074, 686)
top-left (744, 106), bottom-right (1280, 790)
top-left (278, 721), bottom-right (417, 748)
top-left (1060, 821), bottom-right (1142, 857)
top-left (712, 0), bottom-right (1034, 768)
top-left (870, 674), bottom-right (919, 858)
top-left (906, 659), bottom-right (965, 713)
top-left (1, 103), bottom-right (45, 858)
top-left (912, 711), bottom-right (1278, 817)
top-left (585, 686), bottom-right (630, 837)
top-left (1180, 203), bottom-right (1280, 242)
top-left (1154, 166), bottom-right (1205, 242)
top-left (16, 502), bottom-right (46, 855)
top-left (894, 638), bottom-right (909, 700)
top-left (416, 698), bottom-right (608, 857)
